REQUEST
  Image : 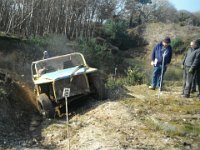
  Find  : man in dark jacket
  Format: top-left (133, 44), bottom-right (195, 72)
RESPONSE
top-left (182, 39), bottom-right (200, 98)
top-left (182, 41), bottom-right (197, 95)
top-left (149, 37), bottom-right (172, 90)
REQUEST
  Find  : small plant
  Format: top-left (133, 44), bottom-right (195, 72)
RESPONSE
top-left (125, 67), bottom-right (144, 85)
top-left (105, 75), bottom-right (124, 90)
top-left (171, 37), bottom-right (184, 54)
top-left (106, 67), bottom-right (145, 90)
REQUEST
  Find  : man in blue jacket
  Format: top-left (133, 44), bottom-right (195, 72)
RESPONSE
top-left (149, 37), bottom-right (172, 90)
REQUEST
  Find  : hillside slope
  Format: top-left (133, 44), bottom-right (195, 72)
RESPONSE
top-left (143, 22), bottom-right (200, 48)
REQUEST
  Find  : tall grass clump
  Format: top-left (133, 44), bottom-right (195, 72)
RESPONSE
top-left (106, 67), bottom-right (145, 90)
top-left (171, 37), bottom-right (191, 54)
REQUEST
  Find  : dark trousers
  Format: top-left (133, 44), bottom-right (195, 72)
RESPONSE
top-left (182, 68), bottom-right (186, 94)
top-left (182, 68), bottom-right (197, 94)
top-left (183, 66), bottom-right (195, 96)
top-left (192, 72), bottom-right (197, 92)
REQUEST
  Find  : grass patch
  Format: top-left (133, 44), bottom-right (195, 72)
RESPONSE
top-left (158, 99), bottom-right (200, 114)
top-left (106, 67), bottom-right (145, 90)
top-left (145, 117), bottom-right (200, 137)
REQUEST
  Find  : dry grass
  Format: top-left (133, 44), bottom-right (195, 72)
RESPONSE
top-left (33, 83), bottom-right (200, 149)
top-left (143, 23), bottom-right (200, 46)
top-left (123, 84), bottom-right (200, 146)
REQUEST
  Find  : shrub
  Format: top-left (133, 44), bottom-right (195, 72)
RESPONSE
top-left (171, 37), bottom-right (184, 54)
top-left (106, 67), bottom-right (145, 90)
top-left (103, 19), bottom-right (137, 50)
top-left (27, 35), bottom-right (48, 47)
top-left (164, 65), bottom-right (183, 81)
top-left (125, 67), bottom-right (144, 85)
top-left (77, 38), bottom-right (114, 70)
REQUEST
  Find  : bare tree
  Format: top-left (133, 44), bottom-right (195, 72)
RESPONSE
top-left (0, 0), bottom-right (198, 39)
top-left (151, 0), bottom-right (178, 23)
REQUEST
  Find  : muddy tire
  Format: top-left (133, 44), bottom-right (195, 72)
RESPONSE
top-left (36, 93), bottom-right (55, 118)
top-left (88, 72), bottom-right (107, 100)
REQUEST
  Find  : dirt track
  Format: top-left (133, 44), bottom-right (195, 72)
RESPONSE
top-left (0, 78), bottom-right (200, 150)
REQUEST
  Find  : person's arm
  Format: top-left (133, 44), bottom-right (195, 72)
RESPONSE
top-left (164, 46), bottom-right (172, 65)
top-left (151, 46), bottom-right (156, 61)
top-left (190, 50), bottom-right (200, 71)
top-left (181, 54), bottom-right (186, 69)
top-left (182, 52), bottom-right (187, 65)
top-left (150, 45), bottom-right (156, 65)
top-left (167, 47), bottom-right (172, 64)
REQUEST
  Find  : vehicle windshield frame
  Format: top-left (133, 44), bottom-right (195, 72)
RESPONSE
top-left (31, 52), bottom-right (88, 78)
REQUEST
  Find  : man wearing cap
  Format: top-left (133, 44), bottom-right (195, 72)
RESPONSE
top-left (149, 37), bottom-right (172, 90)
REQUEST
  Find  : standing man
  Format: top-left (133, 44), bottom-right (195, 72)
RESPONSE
top-left (182, 41), bottom-right (196, 95)
top-left (182, 39), bottom-right (200, 98)
top-left (149, 37), bottom-right (172, 90)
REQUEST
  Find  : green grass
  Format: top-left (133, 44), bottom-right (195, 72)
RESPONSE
top-left (146, 117), bottom-right (200, 137)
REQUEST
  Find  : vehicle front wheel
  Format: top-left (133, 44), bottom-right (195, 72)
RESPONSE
top-left (88, 72), bottom-right (107, 100)
top-left (36, 93), bottom-right (55, 118)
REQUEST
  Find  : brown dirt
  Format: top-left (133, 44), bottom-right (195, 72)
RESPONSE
top-left (6, 84), bottom-right (196, 150)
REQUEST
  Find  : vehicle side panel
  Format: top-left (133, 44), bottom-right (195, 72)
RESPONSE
top-left (54, 74), bottom-right (90, 100)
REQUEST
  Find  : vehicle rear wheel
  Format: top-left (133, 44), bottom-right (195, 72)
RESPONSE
top-left (36, 93), bottom-right (55, 118)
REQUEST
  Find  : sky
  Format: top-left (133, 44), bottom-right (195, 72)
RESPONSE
top-left (168, 0), bottom-right (200, 12)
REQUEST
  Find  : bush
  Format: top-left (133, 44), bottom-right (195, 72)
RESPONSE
top-left (77, 38), bottom-right (114, 70)
top-left (164, 65), bottom-right (183, 81)
top-left (125, 67), bottom-right (144, 85)
top-left (106, 67), bottom-right (145, 90)
top-left (103, 19), bottom-right (137, 50)
top-left (171, 37), bottom-right (184, 54)
top-left (27, 35), bottom-right (48, 47)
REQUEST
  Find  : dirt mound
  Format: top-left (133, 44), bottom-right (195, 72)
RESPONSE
top-left (0, 80), bottom-right (40, 148)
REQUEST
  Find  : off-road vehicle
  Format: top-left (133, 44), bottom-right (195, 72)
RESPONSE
top-left (31, 52), bottom-right (106, 117)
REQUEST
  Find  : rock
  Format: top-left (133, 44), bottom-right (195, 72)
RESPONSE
top-left (30, 120), bottom-right (40, 126)
top-left (29, 126), bottom-right (36, 132)
top-left (22, 142), bottom-right (27, 147)
top-left (183, 142), bottom-right (192, 149)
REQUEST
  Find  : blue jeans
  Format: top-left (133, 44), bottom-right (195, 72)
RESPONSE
top-left (151, 65), bottom-right (167, 88)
